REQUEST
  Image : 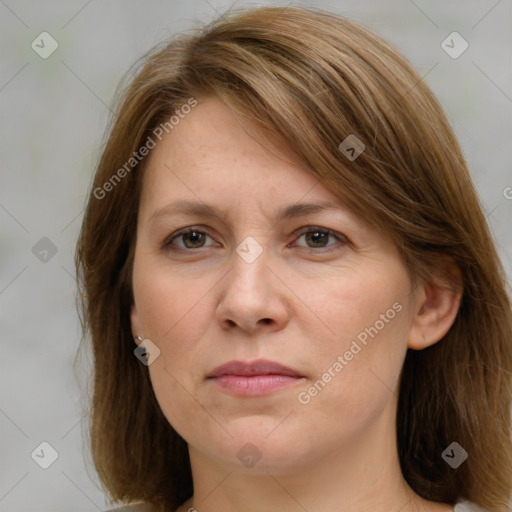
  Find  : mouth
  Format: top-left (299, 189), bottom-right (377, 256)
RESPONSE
top-left (207, 359), bottom-right (305, 397)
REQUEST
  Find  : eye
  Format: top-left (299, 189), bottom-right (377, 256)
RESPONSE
top-left (162, 226), bottom-right (347, 252)
top-left (293, 227), bottom-right (346, 250)
top-left (163, 228), bottom-right (214, 250)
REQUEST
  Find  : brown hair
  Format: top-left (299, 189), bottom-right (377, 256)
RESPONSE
top-left (75, 6), bottom-right (512, 511)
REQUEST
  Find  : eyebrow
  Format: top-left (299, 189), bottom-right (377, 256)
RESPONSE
top-left (148, 200), bottom-right (345, 224)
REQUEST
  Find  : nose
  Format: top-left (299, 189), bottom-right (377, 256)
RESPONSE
top-left (215, 243), bottom-right (291, 335)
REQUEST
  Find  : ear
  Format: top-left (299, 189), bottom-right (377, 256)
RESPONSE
top-left (408, 262), bottom-right (463, 350)
top-left (130, 303), bottom-right (144, 345)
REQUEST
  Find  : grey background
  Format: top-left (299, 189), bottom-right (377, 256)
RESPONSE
top-left (1, 0), bottom-right (511, 510)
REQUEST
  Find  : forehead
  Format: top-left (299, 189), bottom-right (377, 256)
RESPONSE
top-left (139, 96), bottom-right (347, 215)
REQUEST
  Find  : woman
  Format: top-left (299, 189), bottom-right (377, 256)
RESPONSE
top-left (75, 6), bottom-right (512, 512)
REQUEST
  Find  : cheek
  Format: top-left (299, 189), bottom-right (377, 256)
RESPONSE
top-left (298, 262), bottom-right (410, 353)
top-left (295, 265), bottom-right (411, 411)
top-left (134, 261), bottom-right (215, 347)
top-left (135, 249), bottom-right (413, 454)
top-left (134, 264), bottom-right (217, 437)
top-left (148, 361), bottom-right (200, 440)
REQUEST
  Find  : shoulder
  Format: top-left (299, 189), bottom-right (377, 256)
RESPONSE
top-left (105, 498), bottom-right (192, 512)
top-left (453, 501), bottom-right (488, 512)
top-left (105, 504), bottom-right (157, 512)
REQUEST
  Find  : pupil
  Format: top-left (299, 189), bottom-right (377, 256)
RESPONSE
top-left (308, 231), bottom-right (326, 247)
top-left (186, 231), bottom-right (203, 247)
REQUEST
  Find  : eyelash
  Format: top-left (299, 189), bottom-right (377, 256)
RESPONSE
top-left (162, 226), bottom-right (348, 253)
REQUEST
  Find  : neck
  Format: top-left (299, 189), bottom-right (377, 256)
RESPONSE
top-left (183, 402), bottom-right (443, 512)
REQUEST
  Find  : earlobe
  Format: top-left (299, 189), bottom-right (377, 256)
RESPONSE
top-left (408, 272), bottom-right (463, 350)
top-left (130, 304), bottom-right (143, 341)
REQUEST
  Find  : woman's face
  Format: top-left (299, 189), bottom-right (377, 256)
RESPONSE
top-left (130, 96), bottom-right (422, 474)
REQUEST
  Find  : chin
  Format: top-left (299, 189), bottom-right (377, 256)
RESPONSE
top-left (194, 420), bottom-right (319, 475)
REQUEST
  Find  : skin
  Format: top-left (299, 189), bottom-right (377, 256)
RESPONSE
top-left (130, 96), bottom-right (461, 512)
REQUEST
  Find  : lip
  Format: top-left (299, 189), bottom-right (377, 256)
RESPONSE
top-left (208, 359), bottom-right (303, 378)
top-left (207, 359), bottom-right (305, 397)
